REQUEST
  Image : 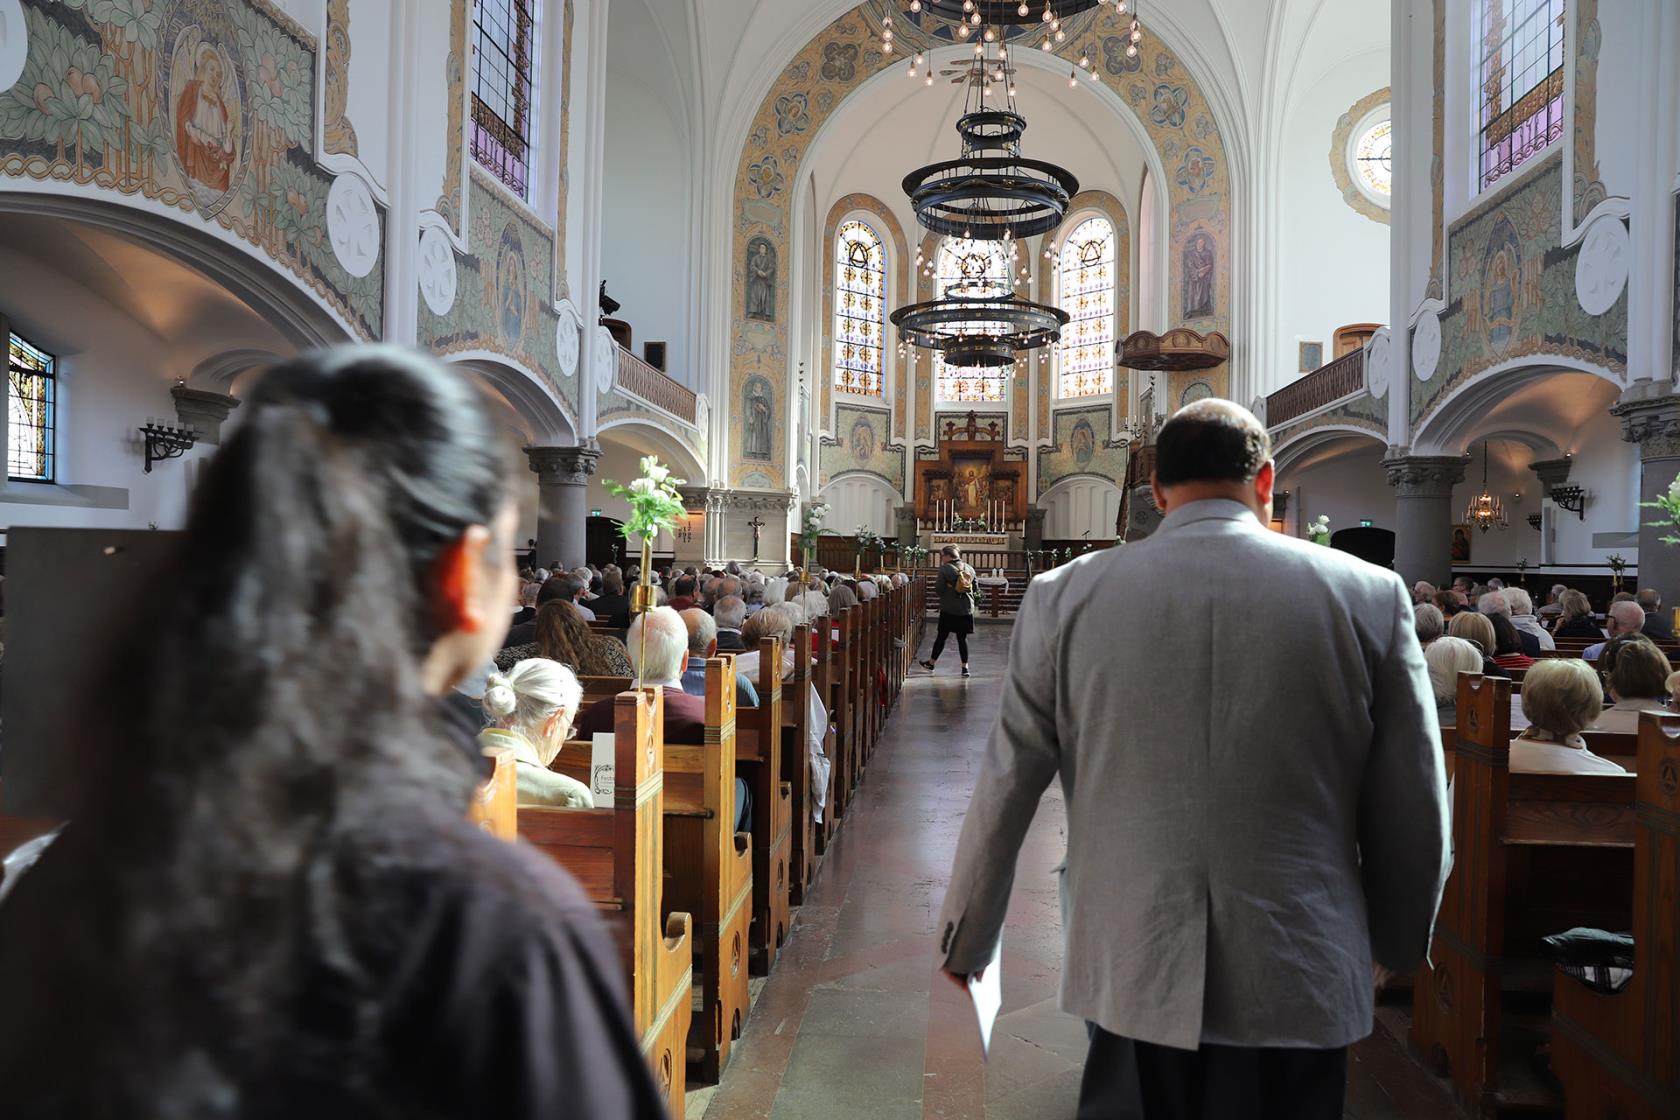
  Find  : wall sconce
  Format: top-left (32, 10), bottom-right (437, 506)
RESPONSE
top-left (140, 417), bottom-right (197, 472)
top-left (1526, 513), bottom-right (1542, 530)
top-left (1550, 485), bottom-right (1588, 519)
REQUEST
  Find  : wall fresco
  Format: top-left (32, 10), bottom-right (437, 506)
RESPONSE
top-left (1, 0), bottom-right (383, 337)
top-left (1037, 405), bottom-right (1130, 497)
top-left (1572, 0), bottom-right (1605, 225)
top-left (729, 0), bottom-right (1230, 489)
top-left (1413, 156), bottom-right (1627, 427)
top-left (819, 402), bottom-right (905, 492)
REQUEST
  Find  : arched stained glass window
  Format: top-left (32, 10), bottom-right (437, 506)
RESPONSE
top-left (8, 330), bottom-right (55, 482)
top-left (1056, 216), bottom-right (1115, 398)
top-left (472, 0), bottom-right (540, 199)
top-left (834, 220), bottom-right (886, 396)
top-left (934, 237), bottom-right (1011, 403)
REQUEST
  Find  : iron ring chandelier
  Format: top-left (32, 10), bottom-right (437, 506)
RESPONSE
top-left (903, 111), bottom-right (1079, 240)
top-left (891, 292), bottom-right (1070, 368)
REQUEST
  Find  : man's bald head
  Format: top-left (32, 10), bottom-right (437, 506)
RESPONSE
top-left (1607, 600), bottom-right (1645, 637)
top-left (1150, 399), bottom-right (1275, 519)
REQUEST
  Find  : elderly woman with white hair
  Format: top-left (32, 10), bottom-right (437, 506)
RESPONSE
top-left (1423, 636), bottom-right (1482, 727)
top-left (479, 660), bottom-right (593, 808)
top-left (1512, 659), bottom-right (1628, 774)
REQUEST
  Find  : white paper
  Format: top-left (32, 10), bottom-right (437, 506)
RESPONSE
top-left (590, 733), bottom-right (616, 809)
top-left (967, 938), bottom-right (1003, 1059)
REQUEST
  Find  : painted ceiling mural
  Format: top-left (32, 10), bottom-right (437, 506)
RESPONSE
top-left (1413, 154), bottom-right (1626, 428)
top-left (0, 0), bottom-right (384, 338)
top-left (729, 0), bottom-right (1230, 490)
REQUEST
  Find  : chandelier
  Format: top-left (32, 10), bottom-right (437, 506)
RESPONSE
top-left (1466, 442), bottom-right (1507, 532)
top-left (882, 0), bottom-right (1143, 64)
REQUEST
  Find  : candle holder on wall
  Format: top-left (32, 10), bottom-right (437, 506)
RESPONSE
top-left (140, 418), bottom-right (198, 473)
top-left (1550, 485), bottom-right (1588, 519)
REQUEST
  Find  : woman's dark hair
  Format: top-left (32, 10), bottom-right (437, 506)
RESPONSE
top-left (0, 346), bottom-right (514, 1113)
top-left (533, 598), bottom-right (593, 668)
top-left (1432, 589), bottom-right (1460, 617)
top-left (1488, 611), bottom-right (1526, 657)
top-left (1608, 637), bottom-right (1669, 700)
top-left (1154, 400), bottom-right (1272, 487)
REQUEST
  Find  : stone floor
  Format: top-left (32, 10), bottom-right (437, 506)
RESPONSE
top-left (690, 625), bottom-right (1464, 1119)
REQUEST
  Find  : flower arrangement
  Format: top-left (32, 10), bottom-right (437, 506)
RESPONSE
top-left (601, 456), bottom-right (687, 614)
top-left (1640, 472), bottom-right (1680, 546)
top-left (1306, 514), bottom-right (1331, 545)
top-left (854, 526), bottom-right (883, 554)
top-left (1607, 551), bottom-right (1628, 594)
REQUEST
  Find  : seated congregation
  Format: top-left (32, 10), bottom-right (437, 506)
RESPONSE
top-left (1406, 576), bottom-right (1679, 1117)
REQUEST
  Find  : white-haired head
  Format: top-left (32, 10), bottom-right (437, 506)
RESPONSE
top-left (626, 606), bottom-right (691, 681)
top-left (481, 658), bottom-right (583, 765)
top-left (1476, 590), bottom-right (1510, 617)
top-left (798, 589), bottom-right (829, 619)
top-left (1607, 600), bottom-right (1646, 637)
top-left (857, 579), bottom-right (879, 601)
top-left (714, 595), bottom-right (748, 631)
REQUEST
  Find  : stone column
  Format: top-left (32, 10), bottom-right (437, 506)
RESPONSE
top-left (525, 444), bottom-right (599, 570)
top-left (1383, 454), bottom-right (1468, 586)
top-left (171, 386), bottom-right (241, 445)
top-left (894, 505), bottom-right (918, 551)
top-left (1024, 506), bottom-right (1046, 551)
top-left (1611, 390), bottom-right (1680, 607)
top-left (675, 484), bottom-right (714, 569)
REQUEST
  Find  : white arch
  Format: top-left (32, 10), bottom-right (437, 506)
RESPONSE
top-left (450, 354), bottom-right (578, 446)
top-left (1039, 473), bottom-right (1123, 541)
top-left (598, 417), bottom-right (707, 483)
top-left (1272, 423), bottom-right (1387, 474)
top-left (1411, 357), bottom-right (1625, 456)
top-left (818, 469), bottom-right (898, 536)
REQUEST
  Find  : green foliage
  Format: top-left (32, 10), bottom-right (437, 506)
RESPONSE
top-left (0, 9), bottom-right (132, 154)
top-left (602, 456), bottom-right (687, 544)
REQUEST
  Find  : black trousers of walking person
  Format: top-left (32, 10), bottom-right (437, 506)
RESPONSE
top-left (1077, 1028), bottom-right (1347, 1120)
top-left (929, 610), bottom-right (973, 665)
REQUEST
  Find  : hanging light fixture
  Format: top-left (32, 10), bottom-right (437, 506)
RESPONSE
top-left (884, 0), bottom-right (1138, 85)
top-left (1466, 442), bottom-right (1508, 532)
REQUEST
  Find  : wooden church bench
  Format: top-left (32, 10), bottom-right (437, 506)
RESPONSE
top-left (517, 689), bottom-right (694, 1117)
top-left (781, 624), bottom-right (820, 902)
top-left (1548, 710), bottom-right (1680, 1119)
top-left (732, 638), bottom-right (791, 974)
top-left (467, 744), bottom-right (518, 839)
top-left (1412, 672), bottom-right (1636, 1118)
top-left (563, 664), bottom-right (754, 1079)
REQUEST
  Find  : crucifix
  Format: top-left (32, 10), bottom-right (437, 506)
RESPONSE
top-left (747, 516), bottom-right (765, 560)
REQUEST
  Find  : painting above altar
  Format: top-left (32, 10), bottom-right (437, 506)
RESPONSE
top-left (914, 411), bottom-right (1026, 527)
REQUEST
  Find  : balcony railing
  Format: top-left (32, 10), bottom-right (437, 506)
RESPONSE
top-left (616, 346), bottom-right (697, 425)
top-left (1266, 347), bottom-right (1366, 429)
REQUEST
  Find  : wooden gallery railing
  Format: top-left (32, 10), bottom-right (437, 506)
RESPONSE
top-left (617, 346), bottom-right (698, 425)
top-left (1264, 346), bottom-right (1366, 429)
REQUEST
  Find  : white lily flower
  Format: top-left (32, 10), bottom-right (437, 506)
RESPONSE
top-left (648, 464), bottom-right (670, 484)
top-left (630, 477), bottom-right (656, 495)
top-left (1667, 474), bottom-right (1680, 503)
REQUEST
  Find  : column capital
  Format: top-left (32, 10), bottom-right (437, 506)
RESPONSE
top-left (677, 483), bottom-right (716, 514)
top-left (1610, 391), bottom-right (1680, 460)
top-left (171, 385), bottom-right (241, 445)
top-left (717, 487), bottom-right (799, 513)
top-left (524, 443), bottom-right (600, 486)
top-left (1382, 453), bottom-right (1469, 499)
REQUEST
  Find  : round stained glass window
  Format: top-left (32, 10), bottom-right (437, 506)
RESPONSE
top-left (1352, 117), bottom-right (1392, 205)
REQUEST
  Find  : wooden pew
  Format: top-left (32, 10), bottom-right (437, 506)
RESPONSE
top-left (467, 745), bottom-right (518, 839)
top-left (1411, 672), bottom-right (1636, 1117)
top-left (518, 689), bottom-right (695, 1116)
top-left (780, 625), bottom-right (818, 902)
top-left (571, 669), bottom-right (756, 1077)
top-left (811, 614), bottom-right (841, 855)
top-left (828, 605), bottom-right (857, 829)
top-left (732, 640), bottom-right (791, 974)
top-left (1548, 710), bottom-right (1680, 1119)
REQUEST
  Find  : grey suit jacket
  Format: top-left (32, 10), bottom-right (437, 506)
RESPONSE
top-left (936, 499), bottom-right (1449, 1050)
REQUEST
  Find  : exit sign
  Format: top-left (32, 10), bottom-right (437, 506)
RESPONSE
top-left (590, 509), bottom-right (602, 517)
top-left (1359, 519), bottom-right (1373, 527)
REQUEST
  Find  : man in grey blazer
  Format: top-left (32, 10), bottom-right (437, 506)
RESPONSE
top-left (936, 400), bottom-right (1449, 1117)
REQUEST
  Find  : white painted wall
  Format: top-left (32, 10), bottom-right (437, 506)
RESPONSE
top-left (1041, 478), bottom-right (1121, 541)
top-left (1280, 439), bottom-right (1397, 540)
top-left (817, 473), bottom-right (897, 538)
top-left (601, 0), bottom-right (694, 386)
top-left (1273, 50), bottom-right (1391, 395)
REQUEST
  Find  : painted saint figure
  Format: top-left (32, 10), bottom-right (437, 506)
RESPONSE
top-left (746, 239), bottom-right (776, 322)
top-left (744, 378), bottom-right (772, 459)
top-left (175, 46), bottom-right (235, 193)
top-left (1182, 232), bottom-right (1215, 320)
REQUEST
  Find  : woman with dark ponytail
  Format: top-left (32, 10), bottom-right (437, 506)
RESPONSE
top-left (0, 347), bottom-right (666, 1118)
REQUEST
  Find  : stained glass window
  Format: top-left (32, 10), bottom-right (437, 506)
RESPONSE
top-left (934, 237), bottom-right (1011, 403)
top-left (8, 332), bottom-right (55, 482)
top-left (1355, 118), bottom-right (1393, 199)
top-left (834, 220), bottom-right (885, 396)
top-left (1056, 216), bottom-right (1116, 398)
top-left (1477, 0), bottom-right (1564, 193)
top-left (472, 0), bottom-right (538, 198)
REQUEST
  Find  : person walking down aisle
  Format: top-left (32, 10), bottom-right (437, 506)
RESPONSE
top-left (934, 400), bottom-right (1450, 1119)
top-left (922, 544), bottom-right (977, 678)
top-left (0, 347), bottom-right (666, 1119)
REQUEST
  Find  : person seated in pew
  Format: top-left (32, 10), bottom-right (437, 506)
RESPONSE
top-left (1478, 590), bottom-right (1542, 657)
top-left (1552, 589), bottom-right (1606, 640)
top-left (574, 606), bottom-right (707, 744)
top-left (1590, 637), bottom-right (1670, 733)
top-left (1585, 600), bottom-right (1646, 661)
top-left (857, 579), bottom-right (879, 602)
top-left (1425, 636), bottom-right (1483, 727)
top-left (1512, 659), bottom-right (1630, 774)
top-left (679, 609), bottom-right (759, 709)
top-left (1414, 603), bottom-right (1444, 649)
top-left (1488, 612), bottom-right (1536, 671)
top-left (1537, 582), bottom-right (1568, 622)
top-left (589, 568), bottom-right (632, 630)
top-left (511, 580), bottom-right (541, 629)
top-left (496, 599), bottom-right (633, 677)
top-left (1637, 587), bottom-right (1675, 641)
top-left (736, 606), bottom-right (831, 825)
top-left (1432, 588), bottom-right (1465, 620)
top-left (479, 659), bottom-right (592, 808)
top-left (0, 346), bottom-right (665, 1116)
top-left (1504, 587), bottom-right (1555, 651)
top-left (828, 582), bottom-right (859, 618)
top-left (1447, 610), bottom-right (1508, 678)
top-left (668, 575), bottom-right (699, 613)
top-left (713, 595), bottom-right (749, 652)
